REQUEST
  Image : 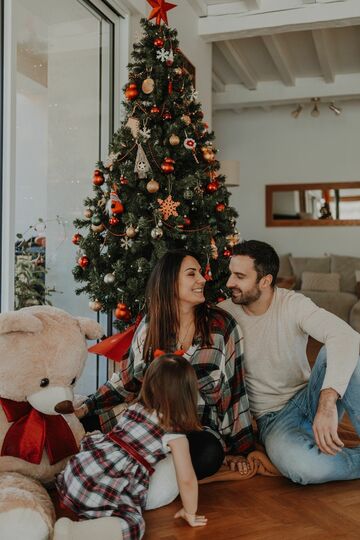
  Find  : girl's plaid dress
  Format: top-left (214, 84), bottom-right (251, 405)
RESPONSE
top-left (56, 402), bottom-right (176, 540)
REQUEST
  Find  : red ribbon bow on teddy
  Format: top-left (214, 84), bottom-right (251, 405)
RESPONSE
top-left (0, 397), bottom-right (79, 465)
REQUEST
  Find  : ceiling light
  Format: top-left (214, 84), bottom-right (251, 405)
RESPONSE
top-left (329, 102), bottom-right (342, 116)
top-left (291, 104), bottom-right (303, 119)
top-left (311, 98), bottom-right (320, 117)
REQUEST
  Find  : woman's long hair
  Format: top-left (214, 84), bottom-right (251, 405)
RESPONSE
top-left (143, 250), bottom-right (212, 361)
top-left (139, 354), bottom-right (201, 432)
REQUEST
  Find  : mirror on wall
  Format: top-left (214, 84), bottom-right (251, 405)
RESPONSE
top-left (266, 182), bottom-right (360, 227)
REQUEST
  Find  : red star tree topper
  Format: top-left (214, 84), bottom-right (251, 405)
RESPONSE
top-left (147, 0), bottom-right (177, 25)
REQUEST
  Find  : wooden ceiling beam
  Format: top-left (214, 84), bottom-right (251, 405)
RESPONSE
top-left (213, 73), bottom-right (360, 109)
top-left (217, 41), bottom-right (257, 90)
top-left (312, 29), bottom-right (335, 83)
top-left (262, 35), bottom-right (295, 86)
top-left (199, 0), bottom-right (360, 42)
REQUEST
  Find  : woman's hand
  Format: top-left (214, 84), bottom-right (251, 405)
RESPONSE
top-left (74, 403), bottom-right (88, 419)
top-left (224, 455), bottom-right (252, 475)
top-left (174, 508), bottom-right (207, 527)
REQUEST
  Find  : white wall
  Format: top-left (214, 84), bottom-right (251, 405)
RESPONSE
top-left (129, 2), bottom-right (212, 125)
top-left (214, 102), bottom-right (360, 257)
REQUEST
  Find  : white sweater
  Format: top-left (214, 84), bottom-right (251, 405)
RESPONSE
top-left (221, 288), bottom-right (360, 419)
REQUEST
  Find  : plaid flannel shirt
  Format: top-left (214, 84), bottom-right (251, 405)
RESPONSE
top-left (86, 308), bottom-right (254, 455)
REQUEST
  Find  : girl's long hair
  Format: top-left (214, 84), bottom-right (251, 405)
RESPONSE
top-left (139, 354), bottom-right (201, 432)
top-left (142, 250), bottom-right (212, 361)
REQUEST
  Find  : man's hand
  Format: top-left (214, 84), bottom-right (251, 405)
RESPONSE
top-left (224, 455), bottom-right (252, 475)
top-left (312, 388), bottom-right (344, 455)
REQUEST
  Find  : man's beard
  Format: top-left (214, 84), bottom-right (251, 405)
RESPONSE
top-left (230, 284), bottom-right (261, 305)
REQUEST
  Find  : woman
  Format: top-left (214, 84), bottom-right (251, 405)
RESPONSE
top-left (78, 250), bottom-right (254, 484)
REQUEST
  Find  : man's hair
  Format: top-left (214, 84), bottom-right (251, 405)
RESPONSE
top-left (139, 354), bottom-right (201, 432)
top-left (232, 240), bottom-right (279, 288)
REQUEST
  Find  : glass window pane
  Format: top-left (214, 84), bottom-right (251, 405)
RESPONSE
top-left (13, 0), bottom-right (114, 393)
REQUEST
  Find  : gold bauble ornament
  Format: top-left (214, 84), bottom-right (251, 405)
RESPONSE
top-left (83, 208), bottom-right (93, 218)
top-left (89, 300), bottom-right (102, 311)
top-left (146, 179), bottom-right (160, 193)
top-left (169, 134), bottom-right (180, 146)
top-left (142, 78), bottom-right (155, 94)
top-left (181, 114), bottom-right (191, 125)
top-left (126, 226), bottom-right (137, 238)
top-left (91, 223), bottom-right (105, 233)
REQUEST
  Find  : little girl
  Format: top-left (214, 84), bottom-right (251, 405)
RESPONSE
top-left (54, 354), bottom-right (207, 540)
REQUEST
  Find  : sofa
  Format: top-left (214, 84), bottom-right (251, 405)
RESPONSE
top-left (277, 254), bottom-right (360, 333)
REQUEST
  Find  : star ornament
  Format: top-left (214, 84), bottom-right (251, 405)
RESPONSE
top-left (147, 0), bottom-right (177, 25)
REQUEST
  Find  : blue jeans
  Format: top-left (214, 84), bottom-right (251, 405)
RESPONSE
top-left (257, 347), bottom-right (360, 485)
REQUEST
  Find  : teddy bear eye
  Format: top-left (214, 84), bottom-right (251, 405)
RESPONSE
top-left (71, 377), bottom-right (76, 385)
top-left (40, 378), bottom-right (49, 388)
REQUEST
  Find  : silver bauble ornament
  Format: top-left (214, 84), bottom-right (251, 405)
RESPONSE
top-left (89, 300), bottom-right (102, 311)
top-left (183, 189), bottom-right (193, 200)
top-left (151, 227), bottom-right (163, 239)
top-left (104, 273), bottom-right (115, 284)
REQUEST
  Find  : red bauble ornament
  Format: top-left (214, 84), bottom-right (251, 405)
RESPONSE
top-left (151, 105), bottom-right (160, 114)
top-left (72, 233), bottom-right (82, 245)
top-left (109, 217), bottom-right (120, 225)
top-left (217, 296), bottom-right (226, 303)
top-left (78, 256), bottom-right (89, 268)
top-left (162, 110), bottom-right (172, 120)
top-left (216, 202), bottom-right (226, 212)
top-left (125, 83), bottom-right (138, 100)
top-left (154, 37), bottom-right (164, 47)
top-left (120, 175), bottom-right (128, 185)
top-left (161, 157), bottom-right (175, 173)
top-left (115, 302), bottom-right (131, 320)
top-left (184, 217), bottom-right (191, 226)
top-left (223, 249), bottom-right (231, 257)
top-left (206, 181), bottom-right (219, 193)
top-left (92, 169), bottom-right (104, 186)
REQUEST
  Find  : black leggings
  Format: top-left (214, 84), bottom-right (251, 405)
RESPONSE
top-left (80, 416), bottom-right (224, 480)
top-left (187, 430), bottom-right (224, 480)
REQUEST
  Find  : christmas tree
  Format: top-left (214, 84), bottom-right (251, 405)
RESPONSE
top-left (72, 1), bottom-right (240, 330)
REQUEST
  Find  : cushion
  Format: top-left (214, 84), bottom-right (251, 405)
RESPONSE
top-left (301, 272), bottom-right (340, 292)
top-left (330, 254), bottom-right (360, 293)
top-left (301, 290), bottom-right (357, 323)
top-left (356, 270), bottom-right (360, 299)
top-left (289, 256), bottom-right (330, 289)
top-left (278, 253), bottom-right (293, 277)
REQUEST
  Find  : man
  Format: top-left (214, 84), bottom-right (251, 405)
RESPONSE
top-left (220, 240), bottom-right (360, 484)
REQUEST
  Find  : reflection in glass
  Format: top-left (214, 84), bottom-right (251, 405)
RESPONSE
top-left (13, 0), bottom-right (113, 393)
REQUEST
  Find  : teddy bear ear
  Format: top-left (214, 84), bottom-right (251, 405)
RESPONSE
top-left (0, 311), bottom-right (43, 335)
top-left (77, 317), bottom-right (104, 340)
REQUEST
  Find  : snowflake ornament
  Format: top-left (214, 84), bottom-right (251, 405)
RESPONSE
top-left (103, 152), bottom-right (119, 170)
top-left (120, 237), bottom-right (133, 250)
top-left (139, 126), bottom-right (151, 141)
top-left (157, 195), bottom-right (180, 220)
top-left (156, 48), bottom-right (170, 62)
top-left (190, 87), bottom-right (199, 102)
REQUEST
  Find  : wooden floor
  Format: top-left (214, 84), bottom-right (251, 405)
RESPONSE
top-left (144, 475), bottom-right (360, 539)
top-left (144, 340), bottom-right (360, 539)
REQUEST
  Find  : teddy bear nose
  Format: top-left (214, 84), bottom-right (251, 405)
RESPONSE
top-left (54, 400), bottom-right (74, 414)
